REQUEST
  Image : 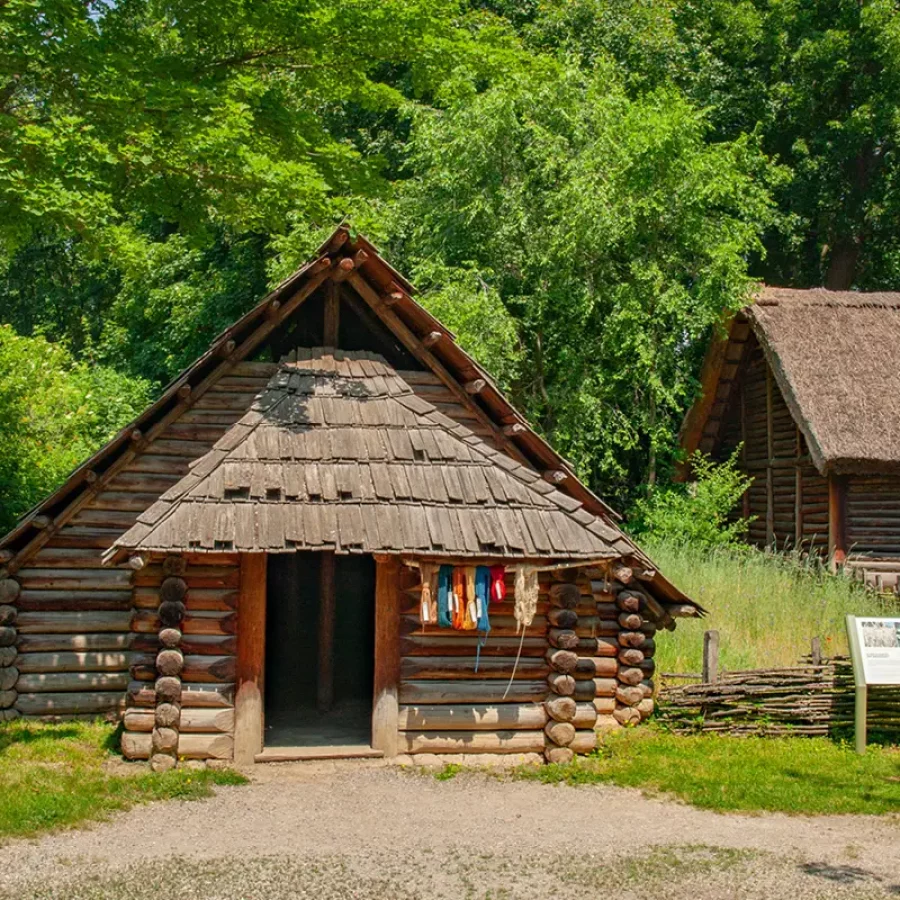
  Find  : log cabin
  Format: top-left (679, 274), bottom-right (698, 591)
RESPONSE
top-left (681, 286), bottom-right (900, 592)
top-left (0, 227), bottom-right (700, 769)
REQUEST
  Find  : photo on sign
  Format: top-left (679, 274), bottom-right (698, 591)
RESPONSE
top-left (860, 621), bottom-right (900, 649)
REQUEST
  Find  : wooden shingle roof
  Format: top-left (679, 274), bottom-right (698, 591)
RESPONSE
top-left (105, 350), bottom-right (634, 560)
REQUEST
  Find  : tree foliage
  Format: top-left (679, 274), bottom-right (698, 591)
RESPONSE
top-left (391, 65), bottom-right (776, 501)
top-left (1, 0), bottom-right (900, 530)
top-left (0, 325), bottom-right (151, 532)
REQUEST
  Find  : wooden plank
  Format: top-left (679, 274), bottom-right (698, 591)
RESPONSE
top-left (402, 730), bottom-right (545, 754)
top-left (16, 610), bottom-right (134, 634)
top-left (317, 552), bottom-right (336, 713)
top-left (372, 555), bottom-right (401, 756)
top-left (398, 704), bottom-right (549, 731)
top-left (234, 553), bottom-right (265, 765)
top-left (17, 692), bottom-right (125, 716)
top-left (15, 651), bottom-right (137, 674)
top-left (16, 671), bottom-right (131, 692)
top-left (399, 680), bottom-right (548, 704)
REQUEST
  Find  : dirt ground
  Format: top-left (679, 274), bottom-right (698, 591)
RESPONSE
top-left (3, 761), bottom-right (900, 900)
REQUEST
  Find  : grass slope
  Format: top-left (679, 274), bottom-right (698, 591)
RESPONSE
top-left (519, 728), bottom-right (900, 815)
top-left (0, 720), bottom-right (245, 842)
top-left (646, 541), bottom-right (899, 674)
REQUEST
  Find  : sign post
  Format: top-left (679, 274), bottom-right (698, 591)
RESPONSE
top-left (845, 615), bottom-right (900, 754)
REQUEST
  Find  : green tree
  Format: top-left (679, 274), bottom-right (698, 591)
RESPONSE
top-left (390, 65), bottom-right (776, 507)
top-left (0, 325), bottom-right (151, 532)
top-left (520, 0), bottom-right (900, 290)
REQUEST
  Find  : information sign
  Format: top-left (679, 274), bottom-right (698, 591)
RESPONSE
top-left (846, 615), bottom-right (900, 753)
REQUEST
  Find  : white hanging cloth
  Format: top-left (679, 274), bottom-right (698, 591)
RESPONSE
top-left (513, 565), bottom-right (539, 631)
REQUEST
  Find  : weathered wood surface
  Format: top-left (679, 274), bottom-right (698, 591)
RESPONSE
top-left (402, 730), bottom-right (546, 754)
top-left (234, 553), bottom-right (264, 765)
top-left (121, 731), bottom-right (234, 760)
top-left (124, 706), bottom-right (234, 733)
top-left (398, 704), bottom-right (548, 731)
top-left (658, 656), bottom-right (900, 735)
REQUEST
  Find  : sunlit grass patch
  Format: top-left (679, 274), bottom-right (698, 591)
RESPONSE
top-left (516, 727), bottom-right (900, 815)
top-left (0, 720), bottom-right (245, 841)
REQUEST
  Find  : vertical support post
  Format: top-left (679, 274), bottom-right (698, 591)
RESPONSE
top-left (765, 364), bottom-right (775, 548)
top-left (702, 630), bottom-right (720, 684)
top-left (846, 615), bottom-right (867, 755)
top-left (855, 684), bottom-right (868, 755)
top-left (795, 426), bottom-right (803, 549)
top-left (740, 382), bottom-right (751, 522)
top-left (234, 553), bottom-right (267, 765)
top-left (372, 554), bottom-right (400, 757)
top-left (317, 551), bottom-right (337, 713)
top-left (828, 473), bottom-right (847, 569)
top-left (324, 280), bottom-right (340, 347)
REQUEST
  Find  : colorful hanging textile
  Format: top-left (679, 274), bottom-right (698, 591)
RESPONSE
top-left (437, 565), bottom-right (453, 628)
top-left (489, 565), bottom-right (507, 603)
top-left (462, 566), bottom-right (478, 630)
top-left (474, 566), bottom-right (492, 672)
top-left (475, 566), bottom-right (491, 632)
top-left (419, 562), bottom-right (439, 625)
top-left (451, 568), bottom-right (466, 630)
top-left (513, 565), bottom-right (539, 630)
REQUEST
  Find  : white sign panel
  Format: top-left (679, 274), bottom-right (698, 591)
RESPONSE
top-left (853, 617), bottom-right (900, 686)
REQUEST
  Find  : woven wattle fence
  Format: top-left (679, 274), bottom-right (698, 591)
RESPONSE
top-left (657, 656), bottom-right (900, 737)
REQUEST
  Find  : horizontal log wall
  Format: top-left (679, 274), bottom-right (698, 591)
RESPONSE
top-left (4, 363), bottom-right (271, 724)
top-left (398, 567), bottom-right (555, 755)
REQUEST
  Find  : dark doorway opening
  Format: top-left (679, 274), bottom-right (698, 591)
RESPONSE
top-left (264, 552), bottom-right (376, 749)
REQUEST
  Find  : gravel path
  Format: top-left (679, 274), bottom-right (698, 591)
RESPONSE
top-left (3, 762), bottom-right (900, 899)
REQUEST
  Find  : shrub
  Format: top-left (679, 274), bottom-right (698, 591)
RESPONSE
top-left (630, 450), bottom-right (753, 547)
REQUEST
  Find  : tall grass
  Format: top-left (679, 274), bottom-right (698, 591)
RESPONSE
top-left (645, 540), bottom-right (900, 674)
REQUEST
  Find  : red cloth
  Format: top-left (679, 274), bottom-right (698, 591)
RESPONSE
top-left (489, 565), bottom-right (506, 603)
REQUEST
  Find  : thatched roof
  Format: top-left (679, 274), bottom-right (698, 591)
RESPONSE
top-left (752, 287), bottom-right (900, 474)
top-left (104, 350), bottom-right (636, 561)
top-left (683, 286), bottom-right (900, 475)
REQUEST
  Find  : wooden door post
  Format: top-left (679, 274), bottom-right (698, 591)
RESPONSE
top-left (372, 554), bottom-right (400, 757)
top-left (317, 551), bottom-right (337, 713)
top-left (234, 553), bottom-right (266, 765)
top-left (828, 473), bottom-right (847, 569)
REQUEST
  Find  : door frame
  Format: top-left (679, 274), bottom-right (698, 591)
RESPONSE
top-left (234, 551), bottom-right (401, 763)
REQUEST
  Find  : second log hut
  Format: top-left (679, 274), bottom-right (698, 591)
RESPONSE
top-left (682, 286), bottom-right (900, 592)
top-left (0, 227), bottom-right (700, 768)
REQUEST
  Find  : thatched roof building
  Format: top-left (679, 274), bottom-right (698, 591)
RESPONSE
top-left (682, 286), bottom-right (900, 591)
top-left (0, 227), bottom-right (697, 768)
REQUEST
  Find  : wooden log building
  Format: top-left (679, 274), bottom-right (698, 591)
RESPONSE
top-left (0, 228), bottom-right (699, 768)
top-left (682, 287), bottom-right (900, 591)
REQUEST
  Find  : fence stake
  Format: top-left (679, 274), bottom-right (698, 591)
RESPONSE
top-left (811, 636), bottom-right (822, 666)
top-left (702, 630), bottom-right (719, 684)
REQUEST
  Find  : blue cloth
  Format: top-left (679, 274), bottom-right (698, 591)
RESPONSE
top-left (437, 565), bottom-right (453, 628)
top-left (475, 566), bottom-right (491, 632)
top-left (474, 566), bottom-right (491, 672)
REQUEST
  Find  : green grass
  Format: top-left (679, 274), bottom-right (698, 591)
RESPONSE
top-left (645, 540), bottom-right (899, 673)
top-left (518, 727), bottom-right (900, 815)
top-left (0, 720), bottom-right (246, 841)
